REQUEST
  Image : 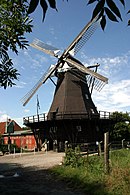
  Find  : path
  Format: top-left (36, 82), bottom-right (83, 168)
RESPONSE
top-left (0, 151), bottom-right (85, 194)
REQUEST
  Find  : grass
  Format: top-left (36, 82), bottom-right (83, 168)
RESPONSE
top-left (51, 149), bottom-right (130, 195)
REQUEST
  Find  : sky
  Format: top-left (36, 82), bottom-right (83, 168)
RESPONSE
top-left (0, 0), bottom-right (130, 127)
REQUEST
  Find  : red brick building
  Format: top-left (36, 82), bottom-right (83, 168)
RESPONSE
top-left (0, 119), bottom-right (36, 150)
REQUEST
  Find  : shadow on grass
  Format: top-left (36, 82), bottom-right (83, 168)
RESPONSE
top-left (0, 162), bottom-right (109, 195)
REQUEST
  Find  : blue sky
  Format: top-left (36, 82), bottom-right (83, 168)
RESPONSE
top-left (0, 0), bottom-right (130, 127)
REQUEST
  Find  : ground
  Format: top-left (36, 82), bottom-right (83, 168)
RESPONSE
top-left (0, 151), bottom-right (85, 195)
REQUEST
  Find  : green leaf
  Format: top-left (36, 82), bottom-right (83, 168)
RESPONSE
top-left (92, 0), bottom-right (105, 19)
top-left (87, 0), bottom-right (96, 5)
top-left (0, 58), bottom-right (20, 89)
top-left (105, 7), bottom-right (118, 22)
top-left (106, 0), bottom-right (122, 20)
top-left (28, 0), bottom-right (39, 14)
top-left (100, 15), bottom-right (106, 30)
top-left (47, 0), bottom-right (57, 10)
top-left (40, 0), bottom-right (48, 21)
top-left (98, 8), bottom-right (105, 19)
top-left (119, 0), bottom-right (125, 7)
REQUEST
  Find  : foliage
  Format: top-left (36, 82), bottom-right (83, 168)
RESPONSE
top-left (64, 146), bottom-right (85, 168)
top-left (87, 0), bottom-right (130, 29)
top-left (0, 58), bottom-right (20, 89)
top-left (112, 122), bottom-right (130, 140)
top-left (110, 112), bottom-right (130, 141)
top-left (110, 111), bottom-right (130, 121)
top-left (128, 10), bottom-right (130, 25)
top-left (0, 134), bottom-right (4, 145)
top-left (0, 0), bottom-right (33, 89)
top-left (28, 0), bottom-right (130, 30)
top-left (0, 143), bottom-right (20, 154)
top-left (28, 0), bottom-right (57, 21)
top-left (52, 149), bottom-right (130, 195)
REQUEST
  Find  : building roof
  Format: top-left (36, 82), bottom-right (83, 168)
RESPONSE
top-left (48, 70), bottom-right (99, 120)
top-left (0, 120), bottom-right (22, 135)
top-left (0, 122), bottom-right (5, 134)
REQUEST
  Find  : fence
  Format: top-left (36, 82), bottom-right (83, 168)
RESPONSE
top-left (64, 140), bottom-right (130, 154)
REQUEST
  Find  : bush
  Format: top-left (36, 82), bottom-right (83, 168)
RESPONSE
top-left (64, 146), bottom-right (86, 168)
top-left (0, 144), bottom-right (20, 154)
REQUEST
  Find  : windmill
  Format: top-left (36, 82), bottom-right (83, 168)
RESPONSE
top-left (22, 16), bottom-right (108, 151)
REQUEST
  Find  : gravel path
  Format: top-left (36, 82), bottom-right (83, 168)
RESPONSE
top-left (0, 151), bottom-right (85, 195)
top-left (0, 151), bottom-right (65, 171)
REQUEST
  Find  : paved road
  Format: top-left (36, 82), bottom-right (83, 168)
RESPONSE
top-left (0, 151), bottom-right (85, 195)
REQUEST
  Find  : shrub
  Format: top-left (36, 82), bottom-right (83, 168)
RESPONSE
top-left (0, 144), bottom-right (20, 154)
top-left (64, 146), bottom-right (86, 168)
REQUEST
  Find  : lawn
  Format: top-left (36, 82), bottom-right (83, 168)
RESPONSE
top-left (51, 149), bottom-right (130, 195)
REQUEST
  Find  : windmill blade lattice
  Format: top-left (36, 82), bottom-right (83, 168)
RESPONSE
top-left (70, 19), bottom-right (100, 56)
top-left (30, 39), bottom-right (60, 57)
top-left (86, 74), bottom-right (106, 92)
top-left (64, 15), bottom-right (100, 56)
top-left (70, 64), bottom-right (106, 93)
top-left (21, 65), bottom-right (57, 106)
top-left (65, 57), bottom-right (108, 83)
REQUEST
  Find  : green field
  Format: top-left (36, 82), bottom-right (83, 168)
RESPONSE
top-left (51, 149), bottom-right (130, 195)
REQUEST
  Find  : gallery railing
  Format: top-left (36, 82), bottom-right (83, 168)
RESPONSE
top-left (23, 110), bottom-right (112, 124)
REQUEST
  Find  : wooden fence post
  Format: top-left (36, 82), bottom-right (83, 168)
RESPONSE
top-left (104, 132), bottom-right (110, 174)
top-left (98, 141), bottom-right (102, 157)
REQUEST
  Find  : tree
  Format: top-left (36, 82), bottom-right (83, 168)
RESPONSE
top-left (0, 0), bottom-right (129, 89)
top-left (110, 112), bottom-right (130, 141)
top-left (0, 0), bottom-right (33, 89)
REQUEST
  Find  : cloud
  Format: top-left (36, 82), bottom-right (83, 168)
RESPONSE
top-left (49, 27), bottom-right (55, 35)
top-left (0, 113), bottom-right (24, 127)
top-left (0, 111), bottom-right (5, 115)
top-left (80, 51), bottom-right (130, 81)
top-left (13, 81), bottom-right (27, 89)
top-left (13, 49), bottom-right (49, 72)
top-left (12, 117), bottom-right (24, 127)
top-left (93, 79), bottom-right (130, 112)
top-left (49, 27), bottom-right (58, 40)
top-left (79, 51), bottom-right (130, 112)
top-left (0, 114), bottom-right (11, 122)
top-left (24, 109), bottom-right (30, 113)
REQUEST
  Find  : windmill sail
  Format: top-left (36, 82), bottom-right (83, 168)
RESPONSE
top-left (86, 75), bottom-right (106, 93)
top-left (30, 39), bottom-right (60, 57)
top-left (65, 57), bottom-right (108, 83)
top-left (21, 65), bottom-right (58, 106)
top-left (30, 16), bottom-right (100, 59)
top-left (63, 15), bottom-right (100, 56)
top-left (22, 16), bottom-right (108, 106)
